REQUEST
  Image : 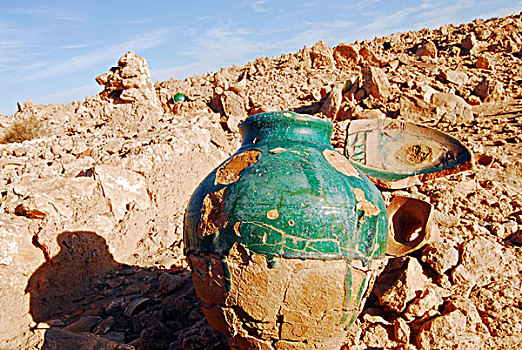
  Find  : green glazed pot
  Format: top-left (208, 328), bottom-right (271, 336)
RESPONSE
top-left (184, 111), bottom-right (388, 349)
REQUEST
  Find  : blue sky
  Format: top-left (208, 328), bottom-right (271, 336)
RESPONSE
top-left (1, 0), bottom-right (521, 115)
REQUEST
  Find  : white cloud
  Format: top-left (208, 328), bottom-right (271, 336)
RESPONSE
top-left (474, 2), bottom-right (522, 20)
top-left (18, 28), bottom-right (172, 82)
top-left (263, 19), bottom-right (355, 51)
top-left (9, 6), bottom-right (85, 21)
top-left (36, 83), bottom-right (100, 104)
top-left (152, 23), bottom-right (262, 81)
top-left (358, 6), bottom-right (419, 38)
top-left (124, 19), bottom-right (148, 24)
top-left (249, 0), bottom-right (271, 12)
top-left (413, 0), bottom-right (477, 28)
top-left (60, 44), bottom-right (91, 50)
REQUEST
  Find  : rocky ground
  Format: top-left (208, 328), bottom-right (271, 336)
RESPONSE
top-left (0, 12), bottom-right (521, 350)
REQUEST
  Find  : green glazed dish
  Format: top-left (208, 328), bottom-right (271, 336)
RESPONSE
top-left (184, 111), bottom-right (388, 349)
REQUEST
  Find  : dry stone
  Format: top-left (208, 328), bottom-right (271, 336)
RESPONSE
top-left (399, 95), bottom-right (438, 122)
top-left (440, 69), bottom-right (468, 86)
top-left (394, 317), bottom-right (410, 344)
top-left (474, 77), bottom-right (504, 102)
top-left (431, 92), bottom-right (474, 123)
top-left (0, 218), bottom-right (45, 349)
top-left (373, 257), bottom-right (430, 313)
top-left (452, 236), bottom-right (517, 290)
top-left (421, 241), bottom-right (459, 274)
top-left (462, 33), bottom-right (478, 52)
top-left (309, 40), bottom-right (335, 69)
top-left (94, 165), bottom-right (150, 222)
top-left (416, 40), bottom-right (438, 58)
top-left (359, 44), bottom-right (382, 65)
top-left (96, 52), bottom-right (159, 109)
top-left (320, 84), bottom-right (342, 118)
top-left (476, 55), bottom-right (492, 69)
top-left (220, 90), bottom-right (247, 124)
top-left (353, 108), bottom-right (386, 120)
top-left (416, 310), bottom-right (482, 350)
top-left (362, 66), bottom-right (391, 100)
top-left (333, 43), bottom-right (360, 69)
top-left (404, 284), bottom-right (447, 320)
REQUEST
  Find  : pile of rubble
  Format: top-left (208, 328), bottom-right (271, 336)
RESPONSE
top-left (0, 12), bottom-right (521, 350)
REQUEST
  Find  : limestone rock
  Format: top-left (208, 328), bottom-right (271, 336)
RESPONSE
top-left (474, 77), bottom-right (504, 102)
top-left (404, 284), bottom-right (447, 320)
top-left (416, 40), bottom-right (438, 58)
top-left (362, 66), bottom-right (391, 100)
top-left (399, 95), bottom-right (438, 122)
top-left (353, 108), bottom-right (386, 120)
top-left (359, 44), bottom-right (382, 65)
top-left (40, 328), bottom-right (125, 350)
top-left (469, 273), bottom-right (522, 342)
top-left (220, 90), bottom-right (247, 124)
top-left (394, 317), bottom-right (411, 343)
top-left (452, 236), bottom-right (517, 289)
top-left (96, 52), bottom-right (160, 110)
top-left (177, 319), bottom-right (227, 350)
top-left (333, 43), bottom-right (360, 69)
top-left (362, 324), bottom-right (391, 348)
top-left (421, 241), bottom-right (459, 274)
top-left (320, 84), bottom-right (342, 118)
top-left (416, 310), bottom-right (480, 350)
top-left (462, 33), bottom-right (478, 52)
top-left (309, 40), bottom-right (335, 69)
top-left (94, 165), bottom-right (150, 222)
top-left (159, 272), bottom-right (187, 295)
top-left (440, 69), bottom-right (469, 86)
top-left (374, 257), bottom-right (430, 313)
top-left (476, 55), bottom-right (491, 69)
top-left (0, 219), bottom-right (45, 349)
top-left (431, 92), bottom-right (474, 123)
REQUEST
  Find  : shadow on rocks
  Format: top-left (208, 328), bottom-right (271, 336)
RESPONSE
top-left (25, 231), bottom-right (228, 350)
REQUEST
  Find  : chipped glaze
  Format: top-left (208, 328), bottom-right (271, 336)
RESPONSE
top-left (183, 111), bottom-right (389, 348)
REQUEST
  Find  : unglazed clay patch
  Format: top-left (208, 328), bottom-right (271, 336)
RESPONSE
top-left (269, 147), bottom-right (287, 154)
top-left (353, 188), bottom-right (381, 217)
top-left (322, 148), bottom-right (361, 178)
top-left (191, 243), bottom-right (385, 349)
top-left (215, 150), bottom-right (261, 185)
top-left (196, 187), bottom-right (228, 238)
top-left (267, 209), bottom-right (279, 220)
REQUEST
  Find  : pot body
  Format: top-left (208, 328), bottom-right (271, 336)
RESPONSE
top-left (184, 111), bottom-right (388, 349)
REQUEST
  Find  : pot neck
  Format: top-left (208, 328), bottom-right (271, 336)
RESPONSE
top-left (239, 111), bottom-right (333, 147)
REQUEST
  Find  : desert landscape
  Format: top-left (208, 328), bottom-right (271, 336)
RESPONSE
top-left (0, 12), bottom-right (521, 350)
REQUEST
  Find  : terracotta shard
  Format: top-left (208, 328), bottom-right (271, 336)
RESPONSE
top-left (322, 148), bottom-right (361, 178)
top-left (197, 187), bottom-right (228, 238)
top-left (188, 254), bottom-right (227, 306)
top-left (190, 242), bottom-right (384, 349)
top-left (215, 150), bottom-right (261, 185)
top-left (386, 196), bottom-right (440, 257)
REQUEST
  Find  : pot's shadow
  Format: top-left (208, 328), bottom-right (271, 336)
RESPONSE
top-left (25, 231), bottom-right (228, 350)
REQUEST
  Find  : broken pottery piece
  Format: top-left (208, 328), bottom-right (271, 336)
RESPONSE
top-left (184, 111), bottom-right (388, 349)
top-left (386, 196), bottom-right (439, 257)
top-left (345, 119), bottom-right (473, 189)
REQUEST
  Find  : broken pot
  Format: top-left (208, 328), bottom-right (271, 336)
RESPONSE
top-left (386, 196), bottom-right (440, 256)
top-left (184, 111), bottom-right (389, 349)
